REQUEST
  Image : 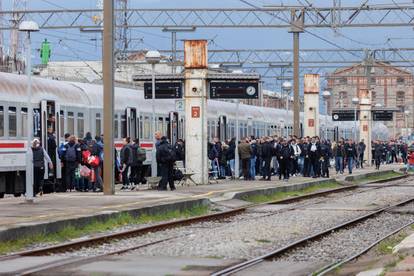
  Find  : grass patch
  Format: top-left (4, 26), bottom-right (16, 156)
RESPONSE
top-left (0, 204), bottom-right (209, 255)
top-left (376, 232), bottom-right (408, 255)
top-left (353, 171), bottom-right (403, 184)
top-left (242, 181), bottom-right (340, 203)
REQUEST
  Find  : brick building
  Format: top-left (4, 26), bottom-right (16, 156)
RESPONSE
top-left (326, 61), bottom-right (414, 137)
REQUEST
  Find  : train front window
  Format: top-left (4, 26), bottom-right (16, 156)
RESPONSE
top-left (0, 106), bottom-right (3, 137)
top-left (67, 111), bottom-right (74, 135)
top-left (8, 107), bottom-right (17, 137)
top-left (77, 112), bottom-right (84, 138)
top-left (143, 116), bottom-right (150, 139)
top-left (21, 108), bottom-right (28, 137)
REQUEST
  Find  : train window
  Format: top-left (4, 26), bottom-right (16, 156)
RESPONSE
top-left (8, 107), bottom-right (17, 137)
top-left (158, 117), bottom-right (163, 135)
top-left (139, 115), bottom-right (143, 139)
top-left (67, 111), bottom-right (74, 135)
top-left (121, 114), bottom-right (126, 138)
top-left (59, 111), bottom-right (64, 138)
top-left (96, 113), bottom-right (101, 136)
top-left (0, 106), bottom-right (3, 137)
top-left (143, 116), bottom-right (150, 139)
top-left (114, 114), bottom-right (119, 138)
top-left (21, 108), bottom-right (28, 137)
top-left (77, 112), bottom-right (84, 138)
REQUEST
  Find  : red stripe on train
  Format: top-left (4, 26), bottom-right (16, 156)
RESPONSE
top-left (114, 142), bottom-right (153, 149)
top-left (0, 142), bottom-right (25, 149)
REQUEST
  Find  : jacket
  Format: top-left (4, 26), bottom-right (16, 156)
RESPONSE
top-left (344, 143), bottom-right (357, 159)
top-left (32, 146), bottom-right (52, 168)
top-left (261, 142), bottom-right (274, 159)
top-left (279, 144), bottom-right (294, 160)
top-left (308, 143), bottom-right (321, 159)
top-left (120, 144), bottom-right (133, 165)
top-left (156, 140), bottom-right (175, 164)
top-left (238, 141), bottom-right (252, 160)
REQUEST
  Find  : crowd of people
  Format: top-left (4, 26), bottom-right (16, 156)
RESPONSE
top-left (29, 129), bottom-right (414, 197)
top-left (208, 135), bottom-right (414, 182)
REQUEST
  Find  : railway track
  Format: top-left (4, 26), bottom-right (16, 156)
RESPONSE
top-left (0, 173), bottom-right (410, 275)
top-left (211, 197), bottom-right (414, 276)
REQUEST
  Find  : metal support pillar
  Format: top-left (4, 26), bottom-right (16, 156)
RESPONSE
top-left (293, 32), bottom-right (300, 136)
top-left (103, 0), bottom-right (115, 195)
top-left (172, 31), bottom-right (176, 74)
top-left (24, 31), bottom-right (33, 202)
top-left (151, 63), bottom-right (157, 177)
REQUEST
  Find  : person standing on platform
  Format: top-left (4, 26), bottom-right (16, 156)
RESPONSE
top-left (90, 136), bottom-right (103, 192)
top-left (226, 138), bottom-right (236, 179)
top-left (32, 139), bottom-right (53, 196)
top-left (249, 139), bottom-right (257, 180)
top-left (291, 139), bottom-right (301, 176)
top-left (120, 137), bottom-right (133, 190)
top-left (320, 140), bottom-right (331, 178)
top-left (333, 140), bottom-right (345, 174)
top-left (308, 137), bottom-right (321, 178)
top-left (358, 139), bottom-right (366, 168)
top-left (278, 139), bottom-right (294, 181)
top-left (61, 135), bottom-right (81, 192)
top-left (345, 139), bottom-right (357, 174)
top-left (260, 137), bottom-right (273, 181)
top-left (238, 137), bottom-right (252, 181)
top-left (156, 136), bottom-right (176, 191)
top-left (47, 128), bottom-right (57, 178)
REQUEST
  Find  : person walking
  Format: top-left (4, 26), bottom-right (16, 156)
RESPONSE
top-left (308, 137), bottom-right (321, 178)
top-left (90, 136), bottom-right (103, 192)
top-left (130, 138), bottom-right (147, 189)
top-left (249, 139), bottom-right (257, 180)
top-left (156, 136), bottom-right (176, 191)
top-left (333, 140), bottom-right (345, 174)
top-left (345, 139), bottom-right (357, 174)
top-left (238, 137), bottom-right (252, 180)
top-left (320, 140), bottom-right (331, 178)
top-left (260, 137), bottom-right (273, 181)
top-left (32, 139), bottom-right (53, 196)
top-left (374, 140), bottom-right (384, 170)
top-left (226, 138), bottom-right (236, 179)
top-left (120, 137), bottom-right (133, 190)
top-left (291, 139), bottom-right (301, 176)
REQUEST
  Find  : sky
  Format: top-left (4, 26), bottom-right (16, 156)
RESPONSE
top-left (1, 0), bottom-right (413, 93)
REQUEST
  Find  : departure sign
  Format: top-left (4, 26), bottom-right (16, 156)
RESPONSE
top-left (332, 110), bottom-right (358, 121)
top-left (373, 110), bottom-right (393, 121)
top-left (144, 82), bottom-right (183, 99)
top-left (209, 82), bottom-right (259, 99)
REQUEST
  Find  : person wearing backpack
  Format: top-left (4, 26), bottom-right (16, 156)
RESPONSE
top-left (120, 137), bottom-right (133, 190)
top-left (156, 136), bottom-right (176, 191)
top-left (130, 138), bottom-right (147, 189)
top-left (61, 135), bottom-right (81, 192)
top-left (32, 138), bottom-right (53, 196)
top-left (90, 136), bottom-right (103, 192)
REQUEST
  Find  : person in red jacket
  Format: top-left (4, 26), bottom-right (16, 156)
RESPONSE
top-left (405, 149), bottom-right (414, 174)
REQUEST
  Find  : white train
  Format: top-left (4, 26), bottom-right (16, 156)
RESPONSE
top-left (0, 72), bottom-right (353, 197)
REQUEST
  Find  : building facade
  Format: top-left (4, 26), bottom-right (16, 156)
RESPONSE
top-left (326, 62), bottom-right (414, 138)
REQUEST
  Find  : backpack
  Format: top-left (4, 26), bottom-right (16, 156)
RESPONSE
top-left (58, 143), bottom-right (66, 160)
top-left (65, 144), bottom-right (77, 162)
top-left (137, 147), bottom-right (147, 162)
top-left (164, 145), bottom-right (176, 163)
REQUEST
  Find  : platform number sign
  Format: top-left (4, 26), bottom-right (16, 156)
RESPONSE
top-left (175, 100), bottom-right (184, 112)
top-left (191, 106), bottom-right (200, 118)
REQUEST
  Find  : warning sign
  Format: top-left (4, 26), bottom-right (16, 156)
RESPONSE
top-left (363, 125), bottom-right (368, 132)
top-left (191, 106), bottom-right (200, 118)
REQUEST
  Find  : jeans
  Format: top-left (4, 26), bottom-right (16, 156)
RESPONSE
top-left (262, 157), bottom-right (272, 179)
top-left (347, 157), bottom-right (354, 173)
top-left (297, 156), bottom-right (304, 175)
top-left (335, 156), bottom-right (343, 173)
top-left (249, 156), bottom-right (256, 179)
top-left (272, 156), bottom-right (279, 175)
top-left (211, 159), bottom-right (219, 178)
top-left (229, 159), bottom-right (235, 177)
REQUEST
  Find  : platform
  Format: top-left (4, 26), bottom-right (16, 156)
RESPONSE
top-left (0, 164), bottom-right (404, 243)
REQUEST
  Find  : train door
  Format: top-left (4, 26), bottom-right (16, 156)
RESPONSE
top-left (218, 115), bottom-right (227, 142)
top-left (168, 111), bottom-right (179, 145)
top-left (125, 107), bottom-right (138, 140)
top-left (40, 100), bottom-right (58, 180)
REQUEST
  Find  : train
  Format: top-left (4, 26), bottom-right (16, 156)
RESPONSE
top-left (0, 72), bottom-right (354, 197)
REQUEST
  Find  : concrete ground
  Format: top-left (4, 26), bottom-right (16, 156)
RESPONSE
top-left (0, 164), bottom-right (403, 242)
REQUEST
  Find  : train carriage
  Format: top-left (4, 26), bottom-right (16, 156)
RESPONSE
top-left (0, 72), bottom-right (354, 197)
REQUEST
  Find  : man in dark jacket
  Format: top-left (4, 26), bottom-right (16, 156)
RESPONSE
top-left (32, 139), bottom-right (53, 196)
top-left (260, 137), bottom-right (274, 181)
top-left (320, 140), bottom-right (331, 178)
top-left (374, 140), bottom-right (384, 170)
top-left (238, 137), bottom-right (252, 180)
top-left (357, 139), bottom-right (366, 168)
top-left (278, 139), bottom-right (294, 181)
top-left (344, 139), bottom-right (357, 174)
top-left (120, 137), bottom-right (133, 190)
top-left (61, 135), bottom-right (81, 192)
top-left (156, 136), bottom-right (176, 191)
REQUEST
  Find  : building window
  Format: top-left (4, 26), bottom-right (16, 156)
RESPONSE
top-left (396, 91), bottom-right (405, 107)
top-left (370, 77), bottom-right (376, 84)
top-left (8, 107), bottom-right (17, 137)
top-left (397, 77), bottom-right (405, 85)
top-left (21, 108), bottom-right (28, 137)
top-left (371, 91), bottom-right (377, 102)
top-left (339, 91), bottom-right (349, 107)
top-left (338, 77), bottom-right (347, 85)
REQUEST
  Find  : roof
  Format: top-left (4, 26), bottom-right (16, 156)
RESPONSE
top-left (328, 61), bottom-right (413, 77)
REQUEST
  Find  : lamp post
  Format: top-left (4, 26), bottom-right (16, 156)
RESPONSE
top-left (322, 90), bottom-right (331, 140)
top-left (352, 97), bottom-right (359, 142)
top-left (145, 50), bottom-right (161, 177)
top-left (405, 110), bottom-right (410, 139)
top-left (235, 99), bottom-right (240, 178)
top-left (19, 21), bottom-right (39, 203)
top-left (282, 81), bottom-right (292, 137)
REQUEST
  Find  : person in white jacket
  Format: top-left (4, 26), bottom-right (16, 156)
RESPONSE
top-left (291, 139), bottom-right (302, 176)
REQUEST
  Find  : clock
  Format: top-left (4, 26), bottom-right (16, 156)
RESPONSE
top-left (246, 86), bottom-right (256, 96)
top-left (333, 114), bottom-right (339, 120)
